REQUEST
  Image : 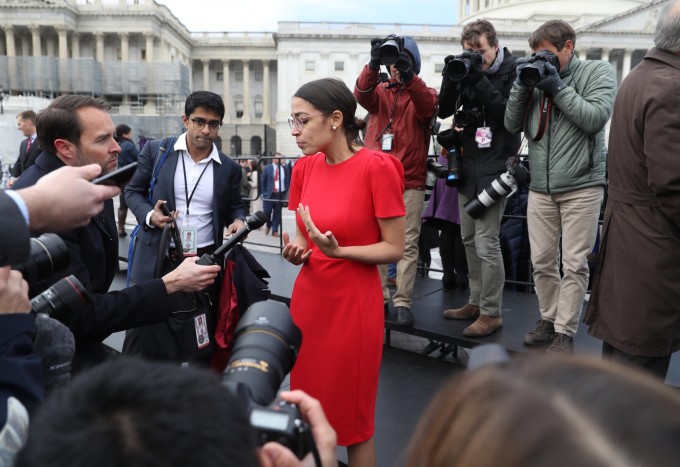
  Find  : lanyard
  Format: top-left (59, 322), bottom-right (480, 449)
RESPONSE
top-left (181, 153), bottom-right (212, 217)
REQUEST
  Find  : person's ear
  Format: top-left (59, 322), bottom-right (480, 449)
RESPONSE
top-left (54, 139), bottom-right (76, 161)
top-left (331, 110), bottom-right (343, 130)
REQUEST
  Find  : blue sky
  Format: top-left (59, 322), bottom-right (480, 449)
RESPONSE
top-left (156, 0), bottom-right (459, 32)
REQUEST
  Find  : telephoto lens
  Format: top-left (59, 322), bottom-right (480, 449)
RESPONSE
top-left (378, 35), bottom-right (403, 66)
top-left (13, 233), bottom-right (70, 285)
top-left (464, 172), bottom-right (518, 220)
top-left (446, 146), bottom-right (462, 187)
top-left (31, 274), bottom-right (91, 331)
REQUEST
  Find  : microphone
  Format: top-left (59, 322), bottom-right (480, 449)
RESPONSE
top-left (33, 313), bottom-right (75, 392)
top-left (197, 211), bottom-right (267, 266)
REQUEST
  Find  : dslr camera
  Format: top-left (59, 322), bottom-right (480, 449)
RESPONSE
top-left (453, 109), bottom-right (483, 128)
top-left (376, 35), bottom-right (405, 66)
top-left (518, 49), bottom-right (560, 87)
top-left (464, 157), bottom-right (530, 219)
top-left (443, 49), bottom-right (483, 82)
top-left (221, 300), bottom-right (317, 460)
top-left (11, 233), bottom-right (91, 325)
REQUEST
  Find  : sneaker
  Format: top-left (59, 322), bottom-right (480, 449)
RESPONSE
top-left (463, 314), bottom-right (502, 337)
top-left (443, 304), bottom-right (480, 320)
top-left (523, 319), bottom-right (556, 346)
top-left (547, 332), bottom-right (574, 353)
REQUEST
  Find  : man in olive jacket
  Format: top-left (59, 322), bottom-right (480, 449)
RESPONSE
top-left (584, 1), bottom-right (680, 380)
top-left (504, 20), bottom-right (616, 353)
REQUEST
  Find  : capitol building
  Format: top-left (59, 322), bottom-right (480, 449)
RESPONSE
top-left (0, 0), bottom-right (669, 160)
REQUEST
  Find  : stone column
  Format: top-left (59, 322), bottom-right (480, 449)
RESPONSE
top-left (29, 25), bottom-right (40, 57)
top-left (222, 59), bottom-right (230, 121)
top-left (202, 59), bottom-right (210, 90)
top-left (262, 60), bottom-right (270, 124)
top-left (622, 48), bottom-right (633, 80)
top-left (242, 59), bottom-right (251, 121)
top-left (71, 32), bottom-right (80, 59)
top-left (95, 32), bottom-right (104, 62)
top-left (119, 32), bottom-right (129, 62)
top-left (57, 26), bottom-right (68, 59)
top-left (3, 26), bottom-right (16, 91)
top-left (144, 32), bottom-right (154, 62)
top-left (601, 48), bottom-right (610, 63)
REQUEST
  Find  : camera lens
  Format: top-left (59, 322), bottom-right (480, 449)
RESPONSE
top-left (222, 301), bottom-right (302, 406)
top-left (447, 59), bottom-right (471, 81)
top-left (31, 274), bottom-right (91, 329)
top-left (14, 233), bottom-right (70, 285)
top-left (519, 64), bottom-right (544, 87)
top-left (379, 39), bottom-right (401, 65)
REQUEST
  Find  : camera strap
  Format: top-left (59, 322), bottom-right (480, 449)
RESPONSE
top-left (526, 92), bottom-right (551, 142)
top-left (375, 86), bottom-right (403, 142)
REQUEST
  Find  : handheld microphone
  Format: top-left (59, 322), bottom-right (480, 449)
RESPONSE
top-left (197, 211), bottom-right (267, 266)
top-left (34, 313), bottom-right (76, 392)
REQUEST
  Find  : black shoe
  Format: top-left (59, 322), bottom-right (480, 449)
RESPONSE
top-left (394, 306), bottom-right (414, 326)
top-left (524, 319), bottom-right (556, 346)
top-left (546, 332), bottom-right (574, 353)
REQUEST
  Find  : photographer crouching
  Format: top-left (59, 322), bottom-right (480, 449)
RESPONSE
top-left (438, 20), bottom-right (521, 337)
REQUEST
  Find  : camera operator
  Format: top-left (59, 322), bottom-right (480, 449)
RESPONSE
top-left (14, 358), bottom-right (338, 467)
top-left (438, 20), bottom-right (520, 337)
top-left (12, 95), bottom-right (222, 372)
top-left (354, 35), bottom-right (438, 327)
top-left (504, 20), bottom-right (616, 353)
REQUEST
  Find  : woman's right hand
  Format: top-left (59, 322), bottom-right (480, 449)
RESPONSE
top-left (282, 232), bottom-right (312, 265)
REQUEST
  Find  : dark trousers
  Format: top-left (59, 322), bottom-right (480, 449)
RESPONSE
top-left (602, 341), bottom-right (672, 381)
top-left (263, 191), bottom-right (286, 232)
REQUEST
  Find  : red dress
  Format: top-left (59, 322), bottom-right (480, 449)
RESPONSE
top-left (288, 148), bottom-right (404, 446)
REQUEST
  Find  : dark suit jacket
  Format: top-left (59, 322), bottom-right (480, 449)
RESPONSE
top-left (124, 135), bottom-right (246, 284)
top-left (11, 137), bottom-right (41, 178)
top-left (12, 152), bottom-right (172, 370)
top-left (260, 162), bottom-right (291, 199)
top-left (0, 190), bottom-right (31, 267)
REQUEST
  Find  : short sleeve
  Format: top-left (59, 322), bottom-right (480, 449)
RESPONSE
top-left (367, 151), bottom-right (405, 219)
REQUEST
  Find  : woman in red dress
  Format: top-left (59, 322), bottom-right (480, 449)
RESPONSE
top-left (282, 78), bottom-right (405, 467)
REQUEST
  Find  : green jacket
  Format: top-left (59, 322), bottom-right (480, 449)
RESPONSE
top-left (504, 55), bottom-right (616, 194)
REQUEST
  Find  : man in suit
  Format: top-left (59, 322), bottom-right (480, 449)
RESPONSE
top-left (123, 91), bottom-right (246, 364)
top-left (11, 95), bottom-right (222, 372)
top-left (8, 110), bottom-right (41, 187)
top-left (260, 152), bottom-right (290, 237)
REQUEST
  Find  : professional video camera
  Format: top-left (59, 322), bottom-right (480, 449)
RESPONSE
top-left (222, 300), bottom-right (320, 463)
top-left (464, 156), bottom-right (530, 219)
top-left (443, 49), bottom-right (483, 82)
top-left (375, 35), bottom-right (405, 66)
top-left (518, 49), bottom-right (560, 87)
top-left (436, 128), bottom-right (463, 187)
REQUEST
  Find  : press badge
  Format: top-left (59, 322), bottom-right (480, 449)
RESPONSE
top-left (475, 127), bottom-right (492, 148)
top-left (194, 313), bottom-right (210, 349)
top-left (181, 224), bottom-right (198, 256)
top-left (381, 132), bottom-right (394, 151)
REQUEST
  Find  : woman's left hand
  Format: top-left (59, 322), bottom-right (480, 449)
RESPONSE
top-left (297, 204), bottom-right (341, 258)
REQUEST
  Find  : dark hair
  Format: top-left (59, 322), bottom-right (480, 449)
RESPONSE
top-left (17, 109), bottom-right (36, 124)
top-left (15, 358), bottom-right (259, 467)
top-left (293, 78), bottom-right (366, 150)
top-left (36, 95), bottom-right (110, 155)
top-left (461, 19), bottom-right (499, 48)
top-left (185, 91), bottom-right (225, 120)
top-left (115, 124), bottom-right (132, 142)
top-left (404, 354), bottom-right (680, 467)
top-left (529, 19), bottom-right (576, 51)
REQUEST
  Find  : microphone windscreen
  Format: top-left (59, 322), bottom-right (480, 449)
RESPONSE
top-left (34, 314), bottom-right (75, 391)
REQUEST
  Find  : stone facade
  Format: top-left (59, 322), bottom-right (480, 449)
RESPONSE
top-left (0, 0), bottom-right (670, 158)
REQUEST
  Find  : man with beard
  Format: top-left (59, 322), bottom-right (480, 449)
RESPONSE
top-left (12, 95), bottom-right (222, 372)
top-left (123, 91), bottom-right (246, 365)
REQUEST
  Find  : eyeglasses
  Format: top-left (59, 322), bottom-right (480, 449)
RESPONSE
top-left (288, 113), bottom-right (324, 132)
top-left (189, 117), bottom-right (222, 131)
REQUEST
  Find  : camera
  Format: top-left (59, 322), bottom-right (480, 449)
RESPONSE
top-left (377, 35), bottom-right (405, 66)
top-left (443, 49), bottom-right (483, 81)
top-left (464, 157), bottom-right (530, 219)
top-left (425, 158), bottom-right (446, 204)
top-left (436, 128), bottom-right (463, 187)
top-left (453, 109), bottom-right (482, 128)
top-left (518, 49), bottom-right (560, 87)
top-left (13, 233), bottom-right (69, 285)
top-left (221, 300), bottom-right (316, 460)
top-left (31, 274), bottom-right (91, 329)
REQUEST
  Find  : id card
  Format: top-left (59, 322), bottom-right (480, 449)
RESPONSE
top-left (381, 132), bottom-right (394, 151)
top-left (181, 225), bottom-right (198, 256)
top-left (194, 313), bottom-right (210, 349)
top-left (475, 127), bottom-right (492, 148)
